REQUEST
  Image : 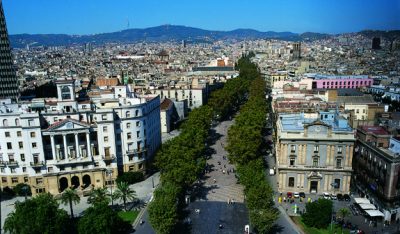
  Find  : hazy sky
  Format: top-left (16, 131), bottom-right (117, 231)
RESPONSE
top-left (3, 0), bottom-right (400, 35)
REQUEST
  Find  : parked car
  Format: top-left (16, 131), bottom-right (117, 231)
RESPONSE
top-left (299, 192), bottom-right (306, 198)
top-left (287, 192), bottom-right (293, 198)
top-left (337, 193), bottom-right (343, 201)
top-left (323, 192), bottom-right (331, 199)
top-left (343, 194), bottom-right (351, 201)
top-left (331, 194), bottom-right (337, 200)
top-left (294, 192), bottom-right (300, 198)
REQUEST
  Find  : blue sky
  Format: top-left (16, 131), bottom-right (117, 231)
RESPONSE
top-left (3, 0), bottom-right (400, 35)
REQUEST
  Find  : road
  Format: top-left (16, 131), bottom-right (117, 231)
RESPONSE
top-left (187, 119), bottom-right (249, 234)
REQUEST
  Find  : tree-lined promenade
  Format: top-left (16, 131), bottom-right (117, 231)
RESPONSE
top-left (148, 54), bottom-right (278, 233)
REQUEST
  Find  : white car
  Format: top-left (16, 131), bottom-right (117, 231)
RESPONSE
top-left (331, 194), bottom-right (337, 200)
top-left (323, 192), bottom-right (331, 199)
top-left (294, 192), bottom-right (300, 198)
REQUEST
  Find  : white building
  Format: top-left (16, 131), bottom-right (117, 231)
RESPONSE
top-left (0, 78), bottom-right (161, 195)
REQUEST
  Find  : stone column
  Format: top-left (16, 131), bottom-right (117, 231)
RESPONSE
top-left (75, 133), bottom-right (80, 158)
top-left (86, 132), bottom-right (92, 158)
top-left (63, 134), bottom-right (68, 159)
top-left (50, 135), bottom-right (56, 160)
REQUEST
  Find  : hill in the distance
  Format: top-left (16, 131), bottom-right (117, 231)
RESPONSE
top-left (9, 25), bottom-right (400, 48)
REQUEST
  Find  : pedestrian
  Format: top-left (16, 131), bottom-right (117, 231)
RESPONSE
top-left (214, 179), bottom-right (216, 183)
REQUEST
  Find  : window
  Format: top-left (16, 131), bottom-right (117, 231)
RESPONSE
top-left (126, 111), bottom-right (131, 118)
top-left (59, 166), bottom-right (65, 171)
top-left (2, 177), bottom-right (7, 183)
top-left (363, 109), bottom-right (366, 113)
top-left (12, 177), bottom-right (18, 183)
top-left (11, 168), bottom-right (16, 173)
top-left (313, 157), bottom-right (319, 167)
top-left (54, 117), bottom-right (58, 122)
top-left (28, 119), bottom-right (34, 126)
top-left (288, 177), bottom-right (295, 187)
top-left (18, 142), bottom-right (23, 149)
top-left (20, 154), bottom-right (25, 161)
top-left (17, 131), bottom-right (21, 137)
top-left (337, 146), bottom-right (342, 154)
top-left (104, 136), bottom-right (109, 143)
top-left (103, 126), bottom-right (108, 132)
top-left (378, 143), bottom-right (383, 147)
top-left (135, 110), bottom-right (139, 116)
top-left (102, 114), bottom-right (107, 120)
top-left (24, 177), bottom-right (28, 182)
top-left (34, 168), bottom-right (41, 174)
top-left (136, 121), bottom-right (140, 127)
top-left (30, 132), bottom-right (36, 138)
top-left (126, 123), bottom-right (131, 128)
top-left (127, 133), bottom-right (132, 140)
top-left (334, 179), bottom-right (340, 189)
top-left (36, 178), bottom-right (43, 184)
top-left (356, 109), bottom-right (359, 113)
top-left (5, 132), bottom-right (10, 137)
top-left (15, 119), bottom-right (20, 125)
top-left (3, 119), bottom-right (8, 126)
top-left (7, 142), bottom-right (12, 150)
top-left (336, 158), bottom-right (342, 168)
top-left (137, 131), bottom-right (140, 138)
top-left (61, 86), bottom-right (71, 99)
top-left (32, 143), bottom-right (37, 148)
top-left (22, 167), bottom-right (26, 172)
top-left (290, 145), bottom-right (296, 152)
top-left (314, 145), bottom-right (319, 153)
top-left (290, 158), bottom-right (295, 166)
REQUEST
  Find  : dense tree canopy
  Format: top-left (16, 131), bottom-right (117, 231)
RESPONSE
top-left (302, 198), bottom-right (333, 229)
top-left (4, 193), bottom-right (70, 234)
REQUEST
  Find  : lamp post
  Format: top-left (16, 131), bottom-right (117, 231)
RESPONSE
top-left (106, 168), bottom-right (113, 206)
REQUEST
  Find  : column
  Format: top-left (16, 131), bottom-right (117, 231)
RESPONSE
top-left (75, 133), bottom-right (80, 158)
top-left (50, 135), bottom-right (56, 160)
top-left (86, 132), bottom-right (92, 158)
top-left (63, 134), bottom-right (68, 159)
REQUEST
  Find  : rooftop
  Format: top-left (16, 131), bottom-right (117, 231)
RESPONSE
top-left (359, 126), bottom-right (390, 136)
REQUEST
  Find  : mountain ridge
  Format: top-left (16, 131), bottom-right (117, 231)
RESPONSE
top-left (9, 25), bottom-right (400, 48)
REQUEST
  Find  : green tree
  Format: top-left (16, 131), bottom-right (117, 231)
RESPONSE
top-left (113, 181), bottom-right (137, 211)
top-left (59, 188), bottom-right (80, 218)
top-left (78, 202), bottom-right (131, 234)
top-left (4, 193), bottom-right (70, 234)
top-left (12, 183), bottom-right (32, 197)
top-left (148, 182), bottom-right (180, 234)
top-left (116, 171), bottom-right (144, 185)
top-left (337, 207), bottom-right (351, 221)
top-left (302, 198), bottom-right (333, 229)
top-left (87, 187), bottom-right (110, 206)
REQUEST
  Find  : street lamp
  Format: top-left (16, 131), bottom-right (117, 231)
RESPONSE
top-left (106, 168), bottom-right (113, 206)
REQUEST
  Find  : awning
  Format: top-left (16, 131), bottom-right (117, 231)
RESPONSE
top-left (354, 198), bottom-right (371, 204)
top-left (359, 203), bottom-right (376, 210)
top-left (365, 210), bottom-right (384, 217)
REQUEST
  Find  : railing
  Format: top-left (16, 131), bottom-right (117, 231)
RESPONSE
top-left (102, 154), bottom-right (116, 161)
top-left (30, 161), bottom-right (45, 167)
top-left (0, 160), bottom-right (6, 167)
top-left (126, 148), bottom-right (147, 154)
top-left (7, 161), bottom-right (18, 167)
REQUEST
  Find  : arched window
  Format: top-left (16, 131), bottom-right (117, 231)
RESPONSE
top-left (15, 119), bottom-right (20, 126)
top-left (61, 86), bottom-right (71, 100)
top-left (126, 111), bottom-right (130, 118)
top-left (3, 119), bottom-right (8, 126)
top-left (135, 110), bottom-right (139, 116)
top-left (288, 177), bottom-right (295, 187)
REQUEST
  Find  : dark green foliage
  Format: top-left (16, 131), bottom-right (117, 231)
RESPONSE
top-left (78, 202), bottom-right (131, 234)
top-left (116, 171), bottom-right (145, 185)
top-left (302, 198), bottom-right (333, 229)
top-left (226, 57), bottom-right (278, 233)
top-left (12, 183), bottom-right (32, 196)
top-left (4, 193), bottom-right (70, 234)
top-left (148, 182), bottom-right (181, 234)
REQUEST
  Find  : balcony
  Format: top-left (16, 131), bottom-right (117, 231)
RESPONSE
top-left (0, 161), bottom-right (6, 167)
top-left (7, 161), bottom-right (19, 167)
top-left (102, 154), bottom-right (116, 162)
top-left (126, 148), bottom-right (147, 155)
top-left (30, 161), bottom-right (46, 167)
top-left (55, 156), bottom-right (93, 165)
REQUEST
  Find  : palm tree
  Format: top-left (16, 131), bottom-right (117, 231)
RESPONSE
top-left (60, 188), bottom-right (80, 218)
top-left (87, 187), bottom-right (110, 206)
top-left (113, 182), bottom-right (137, 211)
top-left (338, 207), bottom-right (351, 222)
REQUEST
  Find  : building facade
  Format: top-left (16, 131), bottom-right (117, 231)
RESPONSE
top-left (276, 112), bottom-right (355, 195)
top-left (0, 79), bottom-right (161, 195)
top-left (310, 75), bottom-right (373, 89)
top-left (353, 126), bottom-right (400, 222)
top-left (0, 1), bottom-right (19, 100)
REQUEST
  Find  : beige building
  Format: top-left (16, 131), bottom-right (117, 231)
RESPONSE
top-left (276, 111), bottom-right (355, 194)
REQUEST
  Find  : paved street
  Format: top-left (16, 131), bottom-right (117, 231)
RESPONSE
top-left (188, 119), bottom-right (249, 234)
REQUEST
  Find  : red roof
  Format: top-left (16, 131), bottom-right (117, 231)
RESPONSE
top-left (359, 126), bottom-right (390, 135)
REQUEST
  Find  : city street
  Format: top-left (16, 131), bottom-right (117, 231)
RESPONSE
top-left (187, 118), bottom-right (249, 234)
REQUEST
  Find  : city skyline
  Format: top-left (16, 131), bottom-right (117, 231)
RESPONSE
top-left (3, 0), bottom-right (400, 35)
